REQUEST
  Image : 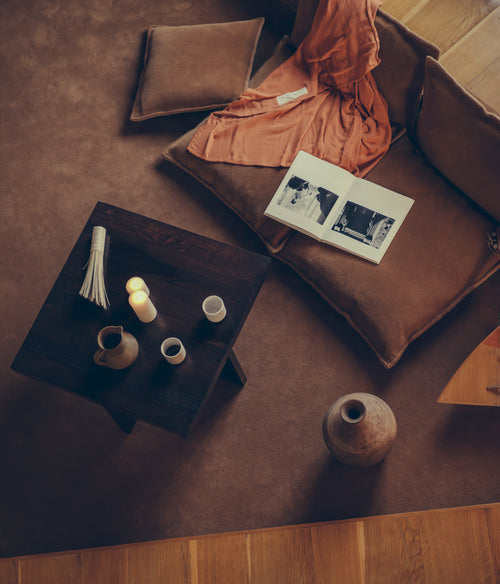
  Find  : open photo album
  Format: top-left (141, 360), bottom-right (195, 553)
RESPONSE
top-left (264, 151), bottom-right (415, 264)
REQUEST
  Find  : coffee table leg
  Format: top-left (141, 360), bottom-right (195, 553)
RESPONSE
top-left (221, 349), bottom-right (247, 387)
top-left (104, 407), bottom-right (137, 433)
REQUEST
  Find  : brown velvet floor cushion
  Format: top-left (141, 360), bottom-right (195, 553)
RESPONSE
top-left (416, 57), bottom-right (500, 222)
top-left (278, 135), bottom-right (500, 368)
top-left (130, 18), bottom-right (264, 120)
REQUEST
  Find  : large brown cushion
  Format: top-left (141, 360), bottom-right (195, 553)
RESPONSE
top-left (130, 18), bottom-right (264, 121)
top-left (278, 135), bottom-right (500, 368)
top-left (416, 57), bottom-right (500, 222)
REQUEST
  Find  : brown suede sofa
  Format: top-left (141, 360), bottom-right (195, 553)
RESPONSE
top-left (159, 0), bottom-right (500, 368)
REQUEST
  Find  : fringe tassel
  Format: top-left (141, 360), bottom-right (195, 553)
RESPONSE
top-left (79, 226), bottom-right (110, 309)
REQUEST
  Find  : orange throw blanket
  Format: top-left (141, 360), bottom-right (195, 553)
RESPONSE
top-left (187, 0), bottom-right (391, 176)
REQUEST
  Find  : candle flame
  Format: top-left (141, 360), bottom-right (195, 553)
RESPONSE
top-left (131, 290), bottom-right (147, 305)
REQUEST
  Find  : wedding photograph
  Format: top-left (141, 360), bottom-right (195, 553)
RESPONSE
top-left (277, 174), bottom-right (339, 225)
top-left (332, 202), bottom-right (395, 249)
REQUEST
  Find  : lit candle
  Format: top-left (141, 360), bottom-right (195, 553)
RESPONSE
top-left (129, 290), bottom-right (157, 323)
top-left (126, 276), bottom-right (150, 296)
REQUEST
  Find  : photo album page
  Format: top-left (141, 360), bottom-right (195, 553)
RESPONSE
top-left (264, 151), bottom-right (414, 264)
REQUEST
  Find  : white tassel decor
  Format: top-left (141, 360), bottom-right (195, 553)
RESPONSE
top-left (79, 226), bottom-right (110, 309)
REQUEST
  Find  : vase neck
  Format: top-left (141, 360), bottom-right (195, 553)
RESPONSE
top-left (340, 399), bottom-right (366, 424)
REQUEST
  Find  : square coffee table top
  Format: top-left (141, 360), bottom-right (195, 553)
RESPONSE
top-left (12, 202), bottom-right (271, 436)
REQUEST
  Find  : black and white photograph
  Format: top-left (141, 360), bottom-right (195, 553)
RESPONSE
top-left (277, 174), bottom-right (339, 225)
top-left (332, 202), bottom-right (395, 249)
top-left (265, 150), bottom-right (414, 263)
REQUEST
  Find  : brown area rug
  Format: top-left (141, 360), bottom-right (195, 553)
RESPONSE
top-left (1, 0), bottom-right (499, 558)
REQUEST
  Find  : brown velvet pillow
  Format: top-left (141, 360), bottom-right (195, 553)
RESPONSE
top-left (130, 18), bottom-right (264, 121)
top-left (416, 57), bottom-right (500, 222)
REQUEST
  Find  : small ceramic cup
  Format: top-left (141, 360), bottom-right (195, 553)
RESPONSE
top-left (160, 337), bottom-right (186, 365)
top-left (202, 295), bottom-right (226, 323)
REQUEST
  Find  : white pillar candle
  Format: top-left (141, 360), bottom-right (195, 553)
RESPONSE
top-left (129, 290), bottom-right (157, 323)
top-left (126, 276), bottom-right (150, 296)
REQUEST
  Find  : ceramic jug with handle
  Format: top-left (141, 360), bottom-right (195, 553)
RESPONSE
top-left (93, 325), bottom-right (139, 370)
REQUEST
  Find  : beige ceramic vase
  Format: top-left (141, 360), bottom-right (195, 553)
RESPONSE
top-left (93, 325), bottom-right (139, 370)
top-left (322, 392), bottom-right (397, 467)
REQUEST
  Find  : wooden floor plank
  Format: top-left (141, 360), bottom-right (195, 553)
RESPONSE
top-left (441, 6), bottom-right (500, 113)
top-left (441, 6), bottom-right (500, 81)
top-left (485, 505), bottom-right (500, 582)
top-left (402, 0), bottom-right (500, 53)
top-left (363, 515), bottom-right (425, 584)
top-left (0, 558), bottom-right (18, 584)
top-left (379, 0), bottom-right (422, 21)
top-left (247, 527), bottom-right (316, 584)
top-left (81, 547), bottom-right (127, 584)
top-left (19, 554), bottom-right (81, 584)
top-left (420, 507), bottom-right (496, 584)
top-left (466, 59), bottom-right (500, 114)
top-left (310, 521), bottom-right (364, 583)
top-left (189, 533), bottom-right (248, 584)
top-left (127, 540), bottom-right (190, 584)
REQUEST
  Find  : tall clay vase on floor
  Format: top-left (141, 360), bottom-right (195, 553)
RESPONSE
top-left (322, 392), bottom-right (397, 467)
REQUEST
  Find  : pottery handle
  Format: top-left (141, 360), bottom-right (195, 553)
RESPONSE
top-left (93, 349), bottom-right (107, 366)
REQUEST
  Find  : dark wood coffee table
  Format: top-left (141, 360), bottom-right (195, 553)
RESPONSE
top-left (11, 202), bottom-right (270, 436)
